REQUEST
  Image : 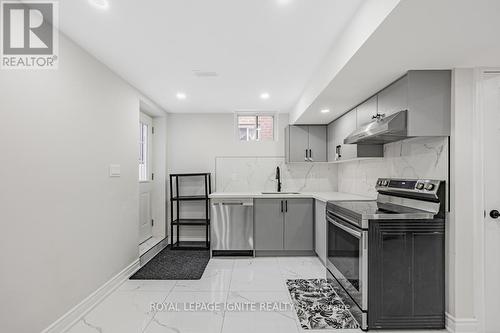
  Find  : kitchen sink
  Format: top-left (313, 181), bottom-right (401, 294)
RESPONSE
top-left (261, 191), bottom-right (300, 195)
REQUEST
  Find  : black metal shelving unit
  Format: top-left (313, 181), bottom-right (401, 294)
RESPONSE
top-left (169, 173), bottom-right (211, 250)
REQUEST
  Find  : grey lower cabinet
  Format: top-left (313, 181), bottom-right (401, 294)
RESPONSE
top-left (254, 198), bottom-right (284, 250)
top-left (368, 220), bottom-right (445, 329)
top-left (254, 198), bottom-right (313, 253)
top-left (314, 200), bottom-right (326, 264)
top-left (284, 199), bottom-right (314, 250)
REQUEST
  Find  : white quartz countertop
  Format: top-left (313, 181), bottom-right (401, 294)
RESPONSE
top-left (209, 191), bottom-right (374, 202)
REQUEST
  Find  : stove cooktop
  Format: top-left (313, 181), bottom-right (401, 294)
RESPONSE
top-left (326, 200), bottom-right (436, 228)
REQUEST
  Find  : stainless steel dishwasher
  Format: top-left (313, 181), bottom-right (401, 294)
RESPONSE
top-left (211, 198), bottom-right (254, 256)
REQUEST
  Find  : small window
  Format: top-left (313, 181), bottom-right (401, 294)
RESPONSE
top-left (138, 122), bottom-right (149, 181)
top-left (139, 113), bottom-right (152, 181)
top-left (237, 113), bottom-right (275, 141)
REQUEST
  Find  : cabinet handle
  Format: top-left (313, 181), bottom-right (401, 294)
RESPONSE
top-left (280, 200), bottom-right (283, 213)
top-left (372, 113), bottom-right (385, 120)
top-left (304, 149), bottom-right (308, 161)
top-left (309, 149), bottom-right (313, 161)
top-left (285, 200), bottom-right (288, 212)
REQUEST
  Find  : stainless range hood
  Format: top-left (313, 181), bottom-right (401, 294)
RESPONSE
top-left (344, 110), bottom-right (408, 145)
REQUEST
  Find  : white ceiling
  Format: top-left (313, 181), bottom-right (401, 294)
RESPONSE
top-left (58, 0), bottom-right (365, 113)
top-left (295, 0), bottom-right (500, 124)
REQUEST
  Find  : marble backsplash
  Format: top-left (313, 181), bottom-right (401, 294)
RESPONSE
top-left (337, 136), bottom-right (449, 198)
top-left (215, 157), bottom-right (338, 193)
top-left (213, 137), bottom-right (448, 198)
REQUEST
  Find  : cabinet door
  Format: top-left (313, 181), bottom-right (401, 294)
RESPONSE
top-left (377, 75), bottom-right (408, 118)
top-left (369, 224), bottom-right (412, 327)
top-left (334, 109), bottom-right (357, 147)
top-left (314, 200), bottom-right (326, 263)
top-left (327, 121), bottom-right (336, 162)
top-left (356, 95), bottom-right (377, 127)
top-left (369, 221), bottom-right (445, 329)
top-left (412, 231), bottom-right (445, 318)
top-left (288, 125), bottom-right (309, 162)
top-left (254, 199), bottom-right (284, 250)
top-left (308, 126), bottom-right (327, 162)
top-left (284, 199), bottom-right (313, 250)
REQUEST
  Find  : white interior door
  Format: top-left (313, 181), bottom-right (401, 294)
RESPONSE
top-left (481, 73), bottom-right (500, 333)
top-left (139, 112), bottom-right (153, 244)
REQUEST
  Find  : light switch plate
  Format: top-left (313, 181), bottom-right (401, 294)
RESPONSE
top-left (109, 164), bottom-right (121, 177)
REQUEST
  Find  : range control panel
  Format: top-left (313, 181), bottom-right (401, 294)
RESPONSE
top-left (375, 178), bottom-right (441, 194)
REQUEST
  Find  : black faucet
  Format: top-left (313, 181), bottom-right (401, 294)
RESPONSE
top-left (276, 166), bottom-right (282, 192)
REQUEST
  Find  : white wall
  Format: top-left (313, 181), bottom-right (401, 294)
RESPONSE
top-left (167, 113), bottom-right (289, 174)
top-left (0, 34), bottom-right (159, 332)
top-left (448, 68), bottom-right (476, 322)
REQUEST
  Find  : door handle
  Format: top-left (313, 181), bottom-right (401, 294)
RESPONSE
top-left (490, 210), bottom-right (500, 219)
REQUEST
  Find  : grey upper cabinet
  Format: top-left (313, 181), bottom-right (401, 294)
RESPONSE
top-left (377, 70), bottom-right (451, 137)
top-left (287, 125), bottom-right (309, 163)
top-left (285, 125), bottom-right (327, 163)
top-left (327, 121), bottom-right (336, 162)
top-left (356, 95), bottom-right (378, 127)
top-left (405, 70), bottom-right (451, 136)
top-left (284, 198), bottom-right (314, 251)
top-left (328, 109), bottom-right (358, 162)
top-left (334, 109), bottom-right (356, 148)
top-left (308, 126), bottom-right (327, 162)
top-left (254, 198), bottom-right (313, 252)
top-left (377, 75), bottom-right (409, 118)
top-left (254, 199), bottom-right (284, 250)
top-left (327, 70), bottom-right (451, 154)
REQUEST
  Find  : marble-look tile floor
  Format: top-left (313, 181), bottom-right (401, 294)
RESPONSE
top-left (66, 257), bottom-right (447, 333)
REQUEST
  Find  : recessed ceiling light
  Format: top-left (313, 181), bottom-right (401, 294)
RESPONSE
top-left (260, 92), bottom-right (270, 100)
top-left (176, 92), bottom-right (187, 100)
top-left (88, 0), bottom-right (109, 10)
top-left (321, 109), bottom-right (330, 114)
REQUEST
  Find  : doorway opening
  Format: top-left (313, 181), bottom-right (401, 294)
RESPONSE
top-left (473, 68), bottom-right (500, 333)
top-left (138, 109), bottom-right (167, 259)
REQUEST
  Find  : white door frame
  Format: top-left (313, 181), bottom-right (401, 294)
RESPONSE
top-left (139, 112), bottom-right (154, 244)
top-left (471, 67), bottom-right (500, 333)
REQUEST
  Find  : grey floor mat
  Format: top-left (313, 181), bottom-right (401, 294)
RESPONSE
top-left (130, 247), bottom-right (210, 280)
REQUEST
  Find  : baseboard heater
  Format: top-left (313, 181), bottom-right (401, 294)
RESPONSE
top-left (212, 250), bottom-right (254, 257)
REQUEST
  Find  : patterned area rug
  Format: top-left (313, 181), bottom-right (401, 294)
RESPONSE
top-left (286, 279), bottom-right (359, 330)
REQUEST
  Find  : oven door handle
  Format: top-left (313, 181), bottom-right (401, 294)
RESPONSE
top-left (327, 216), bottom-right (362, 238)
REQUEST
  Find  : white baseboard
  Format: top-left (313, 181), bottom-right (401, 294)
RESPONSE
top-left (41, 259), bottom-right (140, 333)
top-left (140, 237), bottom-right (168, 266)
top-left (446, 312), bottom-right (478, 333)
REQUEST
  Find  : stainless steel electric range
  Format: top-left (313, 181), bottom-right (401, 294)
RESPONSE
top-left (326, 178), bottom-right (446, 331)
